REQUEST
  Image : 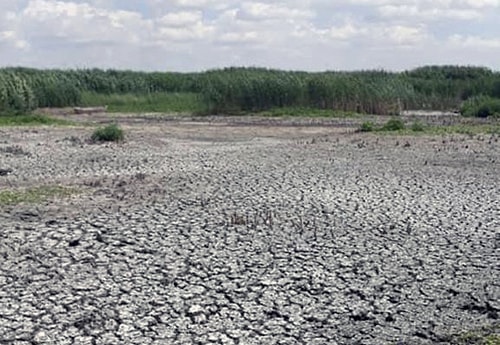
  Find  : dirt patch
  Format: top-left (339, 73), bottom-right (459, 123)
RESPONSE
top-left (0, 114), bottom-right (499, 345)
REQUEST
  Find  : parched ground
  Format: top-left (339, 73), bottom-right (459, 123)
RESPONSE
top-left (0, 114), bottom-right (499, 345)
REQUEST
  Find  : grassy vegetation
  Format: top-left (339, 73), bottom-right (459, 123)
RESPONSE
top-left (446, 324), bottom-right (500, 345)
top-left (425, 124), bottom-right (500, 135)
top-left (410, 121), bottom-right (425, 132)
top-left (80, 91), bottom-right (204, 114)
top-left (358, 120), bottom-right (500, 135)
top-left (91, 123), bottom-right (124, 142)
top-left (0, 114), bottom-right (72, 126)
top-left (258, 106), bottom-right (361, 117)
top-left (1, 65), bottom-right (500, 116)
top-left (0, 186), bottom-right (79, 206)
top-left (381, 118), bottom-right (405, 131)
top-left (359, 121), bottom-right (375, 132)
top-left (453, 333), bottom-right (500, 345)
top-left (461, 95), bottom-right (500, 118)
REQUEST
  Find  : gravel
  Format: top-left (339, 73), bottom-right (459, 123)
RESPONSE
top-left (0, 119), bottom-right (499, 345)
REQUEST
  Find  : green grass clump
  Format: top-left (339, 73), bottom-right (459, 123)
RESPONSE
top-left (359, 121), bottom-right (375, 132)
top-left (358, 118), bottom-right (407, 133)
top-left (81, 92), bottom-right (205, 114)
top-left (461, 96), bottom-right (500, 118)
top-left (0, 186), bottom-right (78, 205)
top-left (91, 123), bottom-right (124, 142)
top-left (381, 118), bottom-right (406, 131)
top-left (410, 121), bottom-right (425, 131)
top-left (0, 114), bottom-right (72, 126)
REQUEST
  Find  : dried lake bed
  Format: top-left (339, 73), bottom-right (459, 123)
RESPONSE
top-left (0, 115), bottom-right (499, 344)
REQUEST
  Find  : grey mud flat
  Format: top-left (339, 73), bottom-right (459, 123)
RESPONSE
top-left (0, 116), bottom-right (499, 345)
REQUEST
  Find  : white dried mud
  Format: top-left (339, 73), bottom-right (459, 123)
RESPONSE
top-left (0, 118), bottom-right (499, 345)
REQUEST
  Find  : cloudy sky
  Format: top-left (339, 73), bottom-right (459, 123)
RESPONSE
top-left (0, 0), bottom-right (499, 72)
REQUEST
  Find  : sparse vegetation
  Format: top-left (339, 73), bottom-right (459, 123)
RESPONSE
top-left (259, 106), bottom-right (360, 117)
top-left (460, 95), bottom-right (500, 118)
top-left (358, 121), bottom-right (500, 135)
top-left (359, 121), bottom-right (375, 132)
top-left (410, 121), bottom-right (425, 132)
top-left (381, 118), bottom-right (406, 131)
top-left (0, 114), bottom-right (72, 126)
top-left (0, 186), bottom-right (79, 205)
top-left (91, 123), bottom-right (124, 142)
top-left (445, 324), bottom-right (500, 345)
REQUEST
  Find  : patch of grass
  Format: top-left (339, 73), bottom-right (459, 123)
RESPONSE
top-left (259, 106), bottom-right (361, 118)
top-left (0, 186), bottom-right (79, 206)
top-left (0, 114), bottom-right (72, 126)
top-left (425, 124), bottom-right (500, 135)
top-left (410, 121), bottom-right (425, 132)
top-left (359, 121), bottom-right (375, 132)
top-left (449, 324), bottom-right (500, 345)
top-left (357, 118), bottom-right (406, 133)
top-left (381, 118), bottom-right (406, 131)
top-left (357, 118), bottom-right (499, 136)
top-left (80, 92), bottom-right (205, 114)
top-left (91, 123), bottom-right (124, 142)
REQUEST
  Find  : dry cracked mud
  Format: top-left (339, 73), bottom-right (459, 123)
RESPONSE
top-left (0, 115), bottom-right (499, 345)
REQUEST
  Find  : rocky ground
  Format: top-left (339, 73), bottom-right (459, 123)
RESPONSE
top-left (0, 115), bottom-right (499, 344)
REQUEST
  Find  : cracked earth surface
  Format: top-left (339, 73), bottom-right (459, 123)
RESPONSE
top-left (0, 116), bottom-right (499, 344)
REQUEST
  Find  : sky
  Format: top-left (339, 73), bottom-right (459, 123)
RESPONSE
top-left (0, 0), bottom-right (499, 72)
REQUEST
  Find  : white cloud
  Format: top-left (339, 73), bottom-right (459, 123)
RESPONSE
top-left (167, 0), bottom-right (233, 10)
top-left (448, 34), bottom-right (500, 48)
top-left (0, 30), bottom-right (29, 50)
top-left (329, 23), bottom-right (365, 40)
top-left (217, 31), bottom-right (260, 44)
top-left (22, 0), bottom-right (150, 44)
top-left (0, 0), bottom-right (498, 71)
top-left (383, 25), bottom-right (428, 45)
top-left (237, 2), bottom-right (315, 21)
top-left (156, 22), bottom-right (215, 42)
top-left (378, 5), bottom-right (482, 20)
top-left (158, 11), bottom-right (203, 27)
top-left (460, 0), bottom-right (500, 8)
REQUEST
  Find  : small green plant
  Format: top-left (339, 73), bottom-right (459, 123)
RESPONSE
top-left (91, 123), bottom-right (124, 142)
top-left (461, 95), bottom-right (500, 118)
top-left (381, 118), bottom-right (405, 131)
top-left (359, 121), bottom-right (375, 132)
top-left (410, 121), bottom-right (425, 132)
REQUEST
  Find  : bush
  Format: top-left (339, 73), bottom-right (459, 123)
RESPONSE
top-left (460, 95), bottom-right (500, 118)
top-left (382, 118), bottom-right (405, 131)
top-left (91, 123), bottom-right (124, 142)
top-left (410, 121), bottom-right (425, 132)
top-left (359, 121), bottom-right (375, 132)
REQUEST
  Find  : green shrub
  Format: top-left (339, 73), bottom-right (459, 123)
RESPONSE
top-left (410, 121), bottom-right (425, 131)
top-left (91, 123), bottom-right (124, 142)
top-left (382, 118), bottom-right (405, 131)
top-left (460, 95), bottom-right (500, 118)
top-left (359, 121), bottom-right (375, 132)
